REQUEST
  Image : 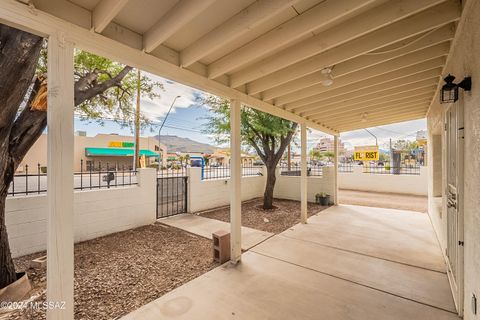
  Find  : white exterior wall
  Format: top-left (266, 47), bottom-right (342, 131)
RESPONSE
top-left (338, 166), bottom-right (428, 196)
top-left (427, 1), bottom-right (480, 318)
top-left (187, 167), bottom-right (266, 213)
top-left (6, 169), bottom-right (156, 258)
top-left (274, 167), bottom-right (335, 202)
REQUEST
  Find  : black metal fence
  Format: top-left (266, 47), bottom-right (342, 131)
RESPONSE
top-left (338, 163), bottom-right (354, 173)
top-left (279, 164), bottom-right (324, 176)
top-left (8, 161), bottom-right (138, 197)
top-left (202, 163), bottom-right (263, 180)
top-left (362, 164), bottom-right (421, 175)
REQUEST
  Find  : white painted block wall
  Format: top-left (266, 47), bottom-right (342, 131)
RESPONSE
top-left (6, 168), bottom-right (157, 258)
top-left (187, 167), bottom-right (266, 213)
top-left (273, 166), bottom-right (335, 202)
top-left (338, 166), bottom-right (428, 196)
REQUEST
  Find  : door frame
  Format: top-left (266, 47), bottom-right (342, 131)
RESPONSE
top-left (444, 101), bottom-right (465, 316)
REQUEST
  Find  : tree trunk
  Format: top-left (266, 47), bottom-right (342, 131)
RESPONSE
top-left (0, 189), bottom-right (16, 289)
top-left (263, 164), bottom-right (277, 209)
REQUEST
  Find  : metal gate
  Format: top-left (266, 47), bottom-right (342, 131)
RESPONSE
top-left (157, 169), bottom-right (188, 219)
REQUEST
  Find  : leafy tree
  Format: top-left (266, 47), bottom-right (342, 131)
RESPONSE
top-left (321, 151), bottom-right (335, 162)
top-left (202, 96), bottom-right (297, 209)
top-left (309, 149), bottom-right (322, 161)
top-left (0, 24), bottom-right (162, 288)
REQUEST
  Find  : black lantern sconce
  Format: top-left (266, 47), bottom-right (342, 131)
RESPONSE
top-left (440, 74), bottom-right (472, 103)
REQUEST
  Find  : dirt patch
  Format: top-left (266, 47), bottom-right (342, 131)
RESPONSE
top-left (339, 189), bottom-right (428, 212)
top-left (8, 224), bottom-right (218, 320)
top-left (200, 198), bottom-right (329, 234)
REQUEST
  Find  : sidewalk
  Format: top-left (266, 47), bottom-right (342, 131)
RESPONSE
top-left (339, 189), bottom-right (428, 212)
top-left (158, 214), bottom-right (273, 251)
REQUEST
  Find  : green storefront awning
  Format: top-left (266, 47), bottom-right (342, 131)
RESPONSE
top-left (85, 148), bottom-right (159, 157)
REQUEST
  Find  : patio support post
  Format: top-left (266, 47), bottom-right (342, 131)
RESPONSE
top-left (46, 34), bottom-right (75, 320)
top-left (230, 99), bottom-right (242, 263)
top-left (300, 123), bottom-right (308, 223)
top-left (333, 135), bottom-right (339, 205)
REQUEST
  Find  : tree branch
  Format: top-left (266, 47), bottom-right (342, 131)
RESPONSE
top-left (74, 65), bottom-right (133, 105)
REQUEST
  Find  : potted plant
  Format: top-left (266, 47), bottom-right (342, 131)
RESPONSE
top-left (384, 163), bottom-right (391, 172)
top-left (315, 192), bottom-right (330, 206)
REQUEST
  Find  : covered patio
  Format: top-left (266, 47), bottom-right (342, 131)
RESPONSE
top-left (122, 204), bottom-right (458, 320)
top-left (0, 0), bottom-right (470, 318)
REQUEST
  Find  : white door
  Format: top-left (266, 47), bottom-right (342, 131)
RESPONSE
top-left (445, 101), bottom-right (464, 315)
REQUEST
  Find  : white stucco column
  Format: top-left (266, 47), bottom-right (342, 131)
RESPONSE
top-left (333, 135), bottom-right (339, 205)
top-left (46, 35), bottom-right (75, 320)
top-left (230, 99), bottom-right (242, 263)
top-left (300, 123), bottom-right (308, 223)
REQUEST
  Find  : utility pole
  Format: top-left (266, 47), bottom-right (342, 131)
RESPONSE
top-left (133, 69), bottom-right (141, 170)
top-left (158, 95), bottom-right (181, 167)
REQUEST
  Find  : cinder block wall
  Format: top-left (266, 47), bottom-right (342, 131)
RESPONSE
top-left (338, 166), bottom-right (428, 196)
top-left (5, 168), bottom-right (157, 258)
top-left (273, 166), bottom-right (335, 202)
top-left (187, 167), bottom-right (266, 213)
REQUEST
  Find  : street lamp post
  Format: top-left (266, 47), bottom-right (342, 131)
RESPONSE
top-left (158, 95), bottom-right (181, 168)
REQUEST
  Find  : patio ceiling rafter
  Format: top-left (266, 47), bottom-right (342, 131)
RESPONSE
top-left (308, 90), bottom-right (435, 121)
top-left (207, 0), bottom-right (377, 79)
top-left (283, 58), bottom-right (445, 111)
top-left (313, 97), bottom-right (434, 120)
top-left (298, 78), bottom-right (439, 117)
top-left (0, 0), bottom-right (337, 134)
top-left (263, 38), bottom-right (452, 102)
top-left (179, 0), bottom-right (297, 68)
top-left (0, 0), bottom-right (466, 134)
top-left (143, 0), bottom-right (216, 53)
top-left (334, 112), bottom-right (428, 131)
top-left (270, 42), bottom-right (450, 104)
top-left (92, 0), bottom-right (128, 33)
top-left (234, 0), bottom-right (459, 91)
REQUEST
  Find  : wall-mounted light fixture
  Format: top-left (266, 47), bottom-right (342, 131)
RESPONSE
top-left (440, 74), bottom-right (472, 104)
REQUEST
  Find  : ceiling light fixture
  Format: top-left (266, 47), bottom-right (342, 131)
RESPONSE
top-left (321, 67), bottom-right (334, 86)
top-left (361, 112), bottom-right (368, 123)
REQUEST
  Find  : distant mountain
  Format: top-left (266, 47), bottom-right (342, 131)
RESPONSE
top-left (155, 135), bottom-right (218, 154)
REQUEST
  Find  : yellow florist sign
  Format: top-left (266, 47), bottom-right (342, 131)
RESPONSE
top-left (354, 145), bottom-right (379, 161)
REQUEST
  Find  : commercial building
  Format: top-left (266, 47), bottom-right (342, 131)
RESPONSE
top-left (18, 132), bottom-right (166, 172)
top-left (314, 137), bottom-right (346, 154)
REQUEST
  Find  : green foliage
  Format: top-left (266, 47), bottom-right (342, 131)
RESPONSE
top-left (201, 96), bottom-right (297, 163)
top-left (393, 139), bottom-right (419, 153)
top-left (309, 149), bottom-right (322, 160)
top-left (38, 42), bottom-right (163, 129)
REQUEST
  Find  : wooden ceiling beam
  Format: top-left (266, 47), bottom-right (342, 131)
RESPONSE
top-left (317, 102), bottom-right (430, 123)
top-left (281, 57), bottom-right (445, 110)
top-left (331, 111), bottom-right (427, 131)
top-left (143, 0), bottom-right (215, 53)
top-left (265, 41), bottom-right (450, 102)
top-left (303, 85), bottom-right (436, 118)
top-left (295, 72), bottom-right (440, 116)
top-left (180, 0), bottom-right (296, 67)
top-left (92, 0), bottom-right (129, 33)
top-left (243, 0), bottom-right (460, 94)
top-left (207, 0), bottom-right (376, 79)
top-left (311, 96), bottom-right (433, 120)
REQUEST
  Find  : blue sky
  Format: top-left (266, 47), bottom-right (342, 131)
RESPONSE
top-left (75, 71), bottom-right (426, 150)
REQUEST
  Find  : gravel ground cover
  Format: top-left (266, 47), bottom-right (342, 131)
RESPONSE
top-left (7, 223), bottom-right (218, 320)
top-left (200, 198), bottom-right (329, 234)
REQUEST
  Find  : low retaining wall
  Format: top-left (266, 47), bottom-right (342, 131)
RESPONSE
top-left (6, 168), bottom-right (157, 258)
top-left (188, 167), bottom-right (266, 213)
top-left (338, 166), bottom-right (428, 195)
top-left (273, 166), bottom-right (336, 202)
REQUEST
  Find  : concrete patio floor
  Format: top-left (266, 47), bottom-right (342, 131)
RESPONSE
top-left (122, 205), bottom-right (458, 320)
top-left (159, 213), bottom-right (273, 250)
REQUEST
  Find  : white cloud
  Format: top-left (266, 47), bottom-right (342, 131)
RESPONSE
top-left (139, 72), bottom-right (206, 121)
